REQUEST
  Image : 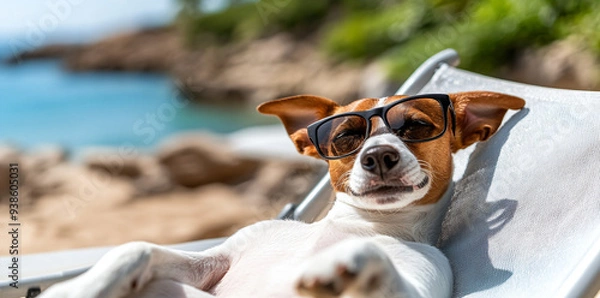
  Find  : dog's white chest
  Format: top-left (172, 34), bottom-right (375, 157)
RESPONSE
top-left (213, 220), bottom-right (373, 297)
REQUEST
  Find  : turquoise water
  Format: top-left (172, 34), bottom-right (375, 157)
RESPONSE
top-left (0, 58), bottom-right (273, 150)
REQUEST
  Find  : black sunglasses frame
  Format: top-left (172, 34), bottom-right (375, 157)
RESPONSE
top-left (306, 93), bottom-right (456, 160)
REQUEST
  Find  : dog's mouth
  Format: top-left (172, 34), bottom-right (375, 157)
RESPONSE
top-left (350, 175), bottom-right (430, 204)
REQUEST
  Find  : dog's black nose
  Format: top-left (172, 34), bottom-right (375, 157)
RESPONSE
top-left (360, 145), bottom-right (400, 176)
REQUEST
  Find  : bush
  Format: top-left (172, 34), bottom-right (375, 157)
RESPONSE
top-left (380, 0), bottom-right (562, 80)
top-left (321, 1), bottom-right (432, 60)
top-left (176, 0), bottom-right (600, 83)
top-left (179, 0), bottom-right (333, 44)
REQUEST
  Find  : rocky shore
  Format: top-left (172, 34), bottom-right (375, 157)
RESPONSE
top-left (6, 26), bottom-right (599, 105)
top-left (6, 27), bottom-right (394, 106)
top-left (2, 27), bottom-right (371, 253)
top-left (0, 126), bottom-right (326, 254)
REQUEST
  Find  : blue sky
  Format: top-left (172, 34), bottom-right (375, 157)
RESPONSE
top-left (0, 0), bottom-right (180, 42)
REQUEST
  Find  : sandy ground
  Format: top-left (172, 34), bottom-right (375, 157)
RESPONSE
top-left (0, 126), bottom-right (324, 255)
top-left (0, 180), bottom-right (275, 255)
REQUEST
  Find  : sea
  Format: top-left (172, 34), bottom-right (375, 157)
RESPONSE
top-left (0, 42), bottom-right (274, 152)
top-left (0, 1), bottom-right (275, 153)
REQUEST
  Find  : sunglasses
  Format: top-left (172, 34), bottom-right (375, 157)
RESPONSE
top-left (307, 94), bottom-right (456, 160)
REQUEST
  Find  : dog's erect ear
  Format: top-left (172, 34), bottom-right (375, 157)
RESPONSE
top-left (257, 95), bottom-right (339, 158)
top-left (450, 91), bottom-right (525, 151)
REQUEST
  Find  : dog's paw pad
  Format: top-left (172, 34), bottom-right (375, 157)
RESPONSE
top-left (297, 277), bottom-right (341, 296)
top-left (296, 264), bottom-right (360, 297)
top-left (336, 263), bottom-right (359, 282)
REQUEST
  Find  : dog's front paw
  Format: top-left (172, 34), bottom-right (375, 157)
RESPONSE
top-left (296, 241), bottom-right (391, 297)
top-left (296, 261), bottom-right (363, 297)
top-left (39, 242), bottom-right (155, 298)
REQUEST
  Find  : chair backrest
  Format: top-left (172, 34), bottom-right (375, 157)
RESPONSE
top-left (290, 48), bottom-right (600, 297)
top-left (419, 63), bottom-right (600, 298)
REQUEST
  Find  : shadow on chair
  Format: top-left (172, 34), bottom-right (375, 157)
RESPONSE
top-left (440, 108), bottom-right (529, 296)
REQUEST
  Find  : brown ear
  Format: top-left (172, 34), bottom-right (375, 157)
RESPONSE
top-left (257, 95), bottom-right (339, 158)
top-left (450, 91), bottom-right (525, 151)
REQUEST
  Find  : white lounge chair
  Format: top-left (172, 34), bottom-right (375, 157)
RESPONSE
top-left (2, 49), bottom-right (599, 298)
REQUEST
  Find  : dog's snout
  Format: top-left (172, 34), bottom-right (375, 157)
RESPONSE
top-left (360, 145), bottom-right (400, 176)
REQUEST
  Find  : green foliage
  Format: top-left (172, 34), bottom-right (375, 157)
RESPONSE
top-left (179, 0), bottom-right (333, 44)
top-left (552, 0), bottom-right (600, 52)
top-left (258, 0), bottom-right (330, 32)
top-left (321, 1), bottom-right (431, 60)
top-left (180, 3), bottom-right (260, 44)
top-left (176, 0), bottom-right (600, 82)
top-left (380, 0), bottom-right (598, 80)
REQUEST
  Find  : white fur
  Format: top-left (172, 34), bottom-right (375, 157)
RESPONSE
top-left (346, 134), bottom-right (432, 211)
top-left (377, 96), bottom-right (389, 107)
top-left (40, 130), bottom-right (453, 298)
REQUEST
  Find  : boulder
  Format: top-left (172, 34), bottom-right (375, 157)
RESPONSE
top-left (23, 146), bottom-right (67, 173)
top-left (83, 150), bottom-right (174, 196)
top-left (505, 36), bottom-right (600, 90)
top-left (4, 44), bottom-right (84, 64)
top-left (157, 133), bottom-right (261, 187)
top-left (241, 160), bottom-right (325, 212)
top-left (0, 146), bottom-right (21, 199)
top-left (23, 146), bottom-right (68, 198)
top-left (176, 33), bottom-right (364, 105)
top-left (84, 151), bottom-right (145, 179)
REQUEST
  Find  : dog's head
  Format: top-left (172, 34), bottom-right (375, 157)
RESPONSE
top-left (258, 91), bottom-right (525, 210)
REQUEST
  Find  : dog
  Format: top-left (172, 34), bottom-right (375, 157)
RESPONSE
top-left (40, 91), bottom-right (525, 298)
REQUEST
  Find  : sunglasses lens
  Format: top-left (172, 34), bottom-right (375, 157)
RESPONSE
top-left (315, 115), bottom-right (367, 158)
top-left (385, 97), bottom-right (445, 141)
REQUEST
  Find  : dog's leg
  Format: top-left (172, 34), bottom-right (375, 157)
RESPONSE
top-left (40, 242), bottom-right (228, 298)
top-left (296, 238), bottom-right (451, 298)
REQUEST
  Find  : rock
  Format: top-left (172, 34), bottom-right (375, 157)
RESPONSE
top-left (130, 156), bottom-right (173, 196)
top-left (84, 151), bottom-right (145, 179)
top-left (176, 33), bottom-right (363, 105)
top-left (83, 149), bottom-right (174, 196)
top-left (157, 133), bottom-right (261, 187)
top-left (0, 146), bottom-right (21, 199)
top-left (505, 36), bottom-right (600, 90)
top-left (4, 44), bottom-right (84, 64)
top-left (0, 146), bottom-right (70, 200)
top-left (22, 146), bottom-right (69, 198)
top-left (65, 28), bottom-right (181, 72)
top-left (23, 146), bottom-right (68, 173)
top-left (7, 28), bottom-right (365, 105)
top-left (28, 163), bottom-right (81, 199)
top-left (131, 171), bottom-right (173, 196)
top-left (241, 160), bottom-right (325, 213)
